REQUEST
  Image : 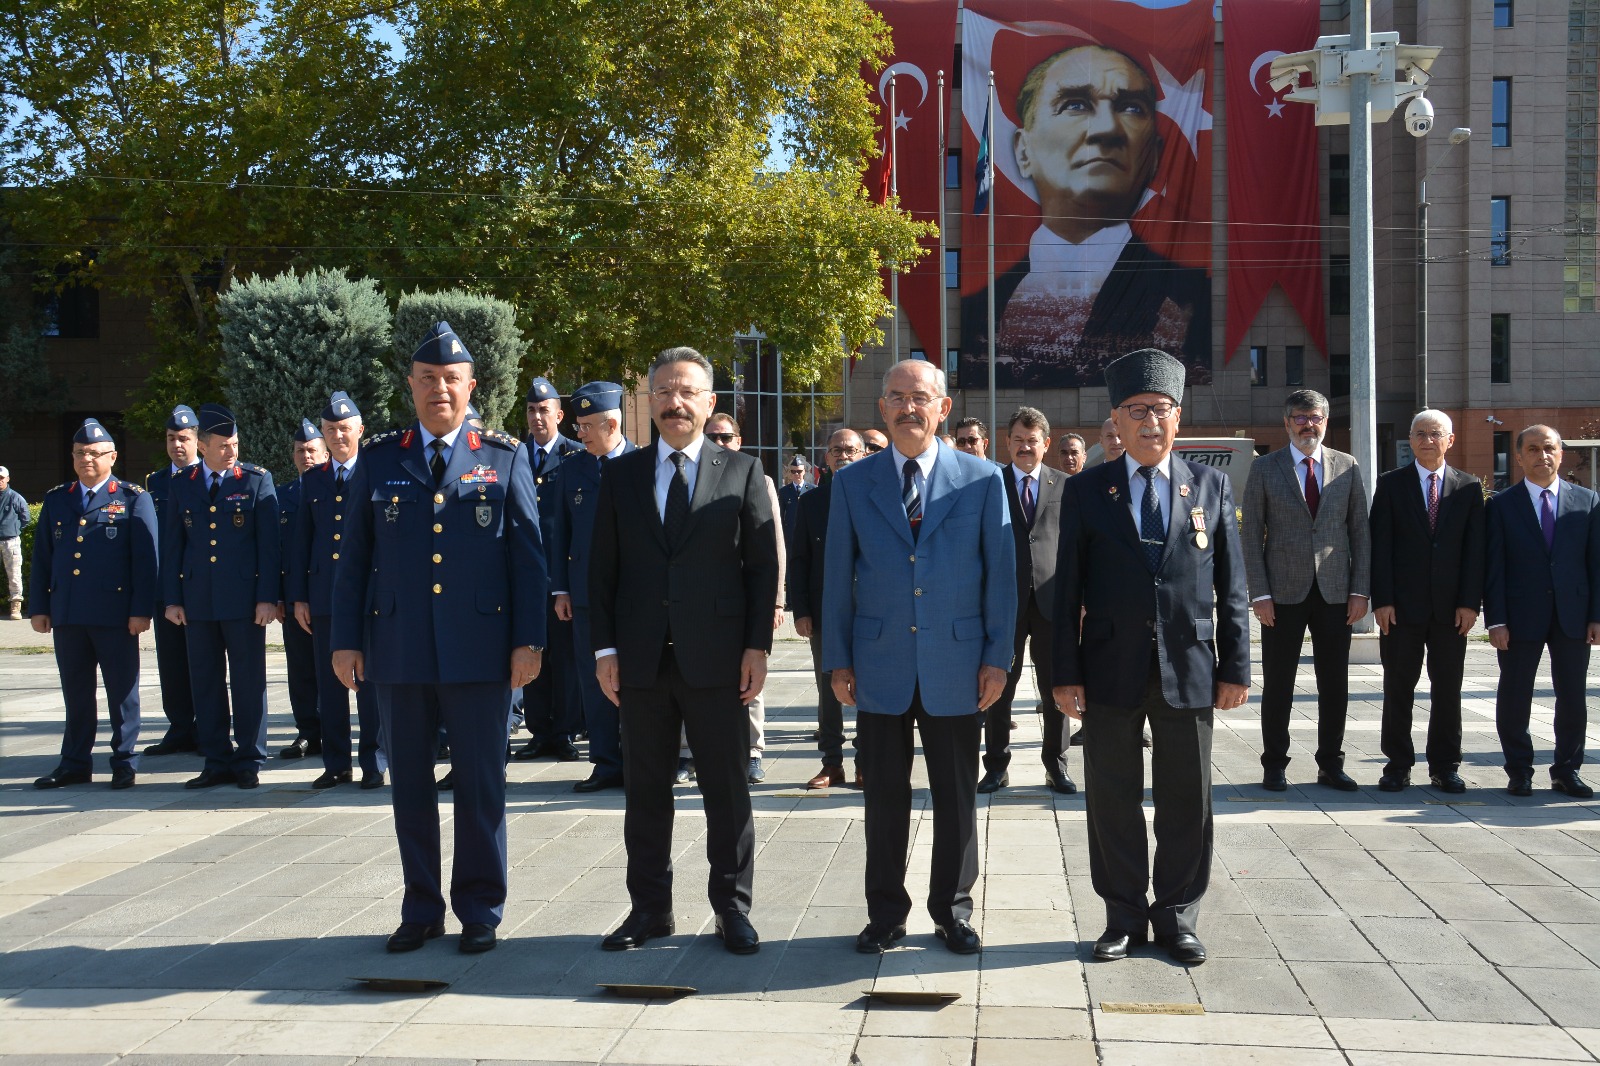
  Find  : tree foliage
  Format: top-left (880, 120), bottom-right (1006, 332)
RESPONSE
top-left (393, 290), bottom-right (524, 433)
top-left (0, 239), bottom-right (71, 445)
top-left (218, 267), bottom-right (393, 481)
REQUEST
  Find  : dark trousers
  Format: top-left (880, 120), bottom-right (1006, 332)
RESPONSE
top-left (1083, 661), bottom-right (1213, 937)
top-left (807, 631), bottom-right (848, 767)
top-left (312, 616), bottom-right (381, 776)
top-left (572, 608), bottom-right (621, 776)
top-left (1496, 619), bottom-right (1591, 779)
top-left (518, 605), bottom-right (581, 741)
top-left (858, 693), bottom-right (981, 928)
top-left (282, 611), bottom-right (321, 744)
top-left (153, 611), bottom-right (195, 746)
top-left (186, 619), bottom-right (268, 775)
top-left (52, 624), bottom-right (141, 774)
top-left (619, 645), bottom-right (754, 914)
top-left (984, 592), bottom-right (1066, 776)
top-left (1258, 584), bottom-right (1351, 772)
top-left (1379, 621), bottom-right (1466, 776)
top-left (376, 680), bottom-right (510, 926)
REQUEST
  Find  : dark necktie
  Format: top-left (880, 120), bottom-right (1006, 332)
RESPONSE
top-left (663, 451), bottom-right (690, 546)
top-left (336, 465), bottom-right (347, 487)
top-left (430, 440), bottom-right (447, 486)
top-left (902, 459), bottom-right (923, 540)
top-left (82, 488), bottom-right (95, 510)
top-left (209, 472), bottom-right (221, 500)
top-left (1426, 472), bottom-right (1439, 534)
top-left (1303, 456), bottom-right (1321, 519)
top-left (1139, 466), bottom-right (1164, 572)
top-left (1541, 488), bottom-right (1555, 550)
top-left (1020, 473), bottom-right (1036, 527)
top-left (533, 445), bottom-right (545, 469)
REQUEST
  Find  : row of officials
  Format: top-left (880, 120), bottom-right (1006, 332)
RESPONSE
top-left (24, 336), bottom-right (1599, 968)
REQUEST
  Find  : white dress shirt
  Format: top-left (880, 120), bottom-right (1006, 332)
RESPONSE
top-left (1122, 452), bottom-right (1173, 535)
top-left (654, 435), bottom-right (706, 520)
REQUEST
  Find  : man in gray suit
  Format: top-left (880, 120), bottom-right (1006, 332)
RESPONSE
top-left (1242, 389), bottom-right (1371, 791)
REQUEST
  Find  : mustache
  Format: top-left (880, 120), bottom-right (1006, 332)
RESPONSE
top-left (661, 408), bottom-right (692, 421)
top-left (895, 414), bottom-right (924, 426)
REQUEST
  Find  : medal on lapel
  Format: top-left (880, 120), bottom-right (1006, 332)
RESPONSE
top-left (385, 497), bottom-right (400, 523)
top-left (573, 489), bottom-right (583, 507)
top-left (183, 514), bottom-right (193, 529)
top-left (234, 511), bottom-right (245, 528)
top-left (1190, 507), bottom-right (1208, 550)
top-left (476, 504), bottom-right (492, 528)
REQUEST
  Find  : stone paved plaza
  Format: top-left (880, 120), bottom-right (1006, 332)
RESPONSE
top-left (2, 623), bottom-right (1599, 1065)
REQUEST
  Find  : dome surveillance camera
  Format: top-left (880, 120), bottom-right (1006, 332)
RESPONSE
top-left (1406, 96), bottom-right (1435, 138)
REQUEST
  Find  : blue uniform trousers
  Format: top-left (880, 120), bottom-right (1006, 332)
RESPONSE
top-left (153, 613), bottom-right (196, 746)
top-left (186, 619), bottom-right (268, 774)
top-left (312, 616), bottom-right (381, 776)
top-left (52, 624), bottom-right (141, 775)
top-left (282, 612), bottom-right (321, 744)
top-left (571, 606), bottom-right (621, 776)
top-left (377, 680), bottom-right (509, 926)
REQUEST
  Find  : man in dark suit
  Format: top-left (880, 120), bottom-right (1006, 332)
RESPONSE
top-left (777, 454), bottom-right (812, 545)
top-left (1370, 410), bottom-right (1486, 794)
top-left (981, 406), bottom-right (1073, 795)
top-left (589, 347), bottom-right (779, 956)
top-left (823, 359), bottom-right (1016, 957)
top-left (789, 426), bottom-right (864, 789)
top-left (1485, 425), bottom-right (1600, 799)
top-left (549, 380), bottom-right (637, 793)
top-left (1053, 349), bottom-right (1250, 967)
top-left (30, 419), bottom-right (158, 790)
top-left (1242, 389), bottom-right (1371, 791)
top-left (332, 321), bottom-right (546, 955)
top-left (142, 405), bottom-right (201, 756)
top-left (276, 418), bottom-right (326, 763)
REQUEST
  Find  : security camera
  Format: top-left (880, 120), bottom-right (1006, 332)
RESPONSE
top-left (1405, 96), bottom-right (1435, 138)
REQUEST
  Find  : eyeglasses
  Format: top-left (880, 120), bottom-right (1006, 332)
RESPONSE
top-left (827, 446), bottom-right (862, 457)
top-left (1290, 413), bottom-right (1326, 427)
top-left (1410, 430), bottom-right (1448, 442)
top-left (1116, 402), bottom-right (1177, 421)
top-left (73, 449), bottom-right (115, 461)
top-left (705, 431), bottom-right (737, 444)
top-left (883, 391), bottom-right (940, 409)
top-left (650, 387), bottom-right (710, 403)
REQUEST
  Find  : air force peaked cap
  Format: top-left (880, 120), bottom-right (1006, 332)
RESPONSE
top-left (166, 405), bottom-right (198, 432)
top-left (322, 390), bottom-right (360, 422)
top-left (197, 403), bottom-right (238, 437)
top-left (411, 321), bottom-right (473, 365)
top-left (525, 376), bottom-right (559, 404)
top-left (293, 418), bottom-right (323, 442)
top-left (1103, 348), bottom-right (1186, 408)
top-left (571, 380), bottom-right (623, 414)
top-left (73, 418), bottom-right (114, 447)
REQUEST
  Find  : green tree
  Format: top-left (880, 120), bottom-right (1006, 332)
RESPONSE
top-left (393, 290), bottom-right (525, 433)
top-left (218, 267), bottom-right (393, 481)
top-left (0, 240), bottom-right (71, 445)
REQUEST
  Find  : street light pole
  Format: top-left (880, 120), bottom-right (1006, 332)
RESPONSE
top-left (1350, 0), bottom-right (1376, 500)
top-left (1416, 127), bottom-right (1472, 410)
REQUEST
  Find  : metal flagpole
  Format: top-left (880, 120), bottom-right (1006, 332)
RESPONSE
top-left (986, 71), bottom-right (997, 440)
top-left (889, 74), bottom-right (900, 363)
top-left (937, 70), bottom-right (948, 378)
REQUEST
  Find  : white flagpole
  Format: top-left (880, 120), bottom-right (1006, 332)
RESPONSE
top-left (937, 70), bottom-right (948, 377)
top-left (889, 74), bottom-right (899, 363)
top-left (986, 71), bottom-right (996, 441)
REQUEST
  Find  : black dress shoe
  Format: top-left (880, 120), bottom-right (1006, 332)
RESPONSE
top-left (1155, 932), bottom-right (1207, 965)
top-left (278, 739), bottom-right (308, 760)
top-left (934, 918), bottom-right (981, 954)
top-left (573, 771), bottom-right (623, 793)
top-left (553, 741), bottom-right (581, 762)
top-left (110, 770), bottom-right (136, 790)
top-left (1092, 928), bottom-right (1147, 961)
top-left (438, 769), bottom-right (454, 791)
top-left (34, 769), bottom-right (91, 789)
top-left (1552, 775), bottom-right (1596, 800)
top-left (1045, 768), bottom-right (1077, 794)
top-left (1377, 772), bottom-right (1410, 793)
top-left (459, 922), bottom-right (497, 954)
top-left (1507, 773), bottom-right (1534, 797)
top-left (976, 770), bottom-right (1009, 794)
top-left (511, 739), bottom-right (544, 761)
top-left (185, 769), bottom-right (235, 789)
top-left (386, 920), bottom-right (445, 953)
top-left (1262, 769), bottom-right (1288, 791)
top-left (1429, 772), bottom-right (1467, 794)
top-left (236, 770), bottom-right (260, 789)
top-left (305, 738), bottom-right (322, 756)
top-left (855, 922), bottom-right (907, 954)
top-left (714, 911), bottom-right (760, 955)
top-left (360, 772), bottom-right (385, 790)
top-left (1317, 769), bottom-right (1360, 792)
top-left (602, 910), bottom-right (675, 951)
top-left (143, 739), bottom-right (196, 756)
top-left (311, 770), bottom-right (352, 789)
top-left (436, 742), bottom-right (451, 761)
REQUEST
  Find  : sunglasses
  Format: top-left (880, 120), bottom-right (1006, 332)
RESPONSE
top-left (706, 431), bottom-right (737, 444)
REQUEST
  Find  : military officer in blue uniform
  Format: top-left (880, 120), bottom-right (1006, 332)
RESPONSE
top-left (332, 321), bottom-right (546, 955)
top-left (511, 376), bottom-right (583, 762)
top-left (278, 418), bottom-right (326, 761)
top-left (288, 391), bottom-right (384, 790)
top-left (143, 405), bottom-right (202, 756)
top-left (30, 419), bottom-right (159, 789)
top-left (162, 403), bottom-right (280, 789)
top-left (549, 380), bottom-right (637, 791)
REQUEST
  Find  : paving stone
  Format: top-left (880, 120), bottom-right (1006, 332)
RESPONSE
top-left (1370, 850), bottom-right (1479, 883)
top-left (1287, 961), bottom-right (1430, 1020)
top-left (1498, 885), bottom-right (1600, 924)
top-left (1190, 956), bottom-right (1314, 1015)
top-left (1197, 912), bottom-right (1277, 960)
top-left (1258, 914), bottom-right (1381, 963)
top-left (1392, 962), bottom-right (1546, 1023)
top-left (1406, 880), bottom-right (1526, 921)
top-left (1500, 967), bottom-right (1600, 1027)
top-left (1323, 878), bottom-right (1432, 919)
top-left (1232, 878), bottom-right (1341, 916)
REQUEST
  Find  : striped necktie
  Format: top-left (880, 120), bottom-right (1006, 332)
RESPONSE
top-left (902, 459), bottom-right (923, 540)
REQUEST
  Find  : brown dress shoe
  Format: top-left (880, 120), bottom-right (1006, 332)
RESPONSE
top-left (853, 770), bottom-right (866, 789)
top-left (807, 765), bottom-right (845, 789)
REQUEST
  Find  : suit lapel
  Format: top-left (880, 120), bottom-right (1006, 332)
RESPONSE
top-left (917, 448), bottom-right (962, 538)
top-left (1555, 482), bottom-right (1585, 552)
top-left (1106, 459), bottom-right (1139, 548)
top-left (400, 425), bottom-right (433, 489)
top-left (868, 451), bottom-right (916, 548)
top-left (1159, 460), bottom-right (1192, 571)
top-left (1404, 466), bottom-right (1433, 534)
top-left (1507, 481), bottom-right (1547, 553)
top-left (439, 429), bottom-right (481, 488)
top-left (684, 440), bottom-right (730, 534)
top-left (634, 447), bottom-right (669, 552)
top-left (1280, 448), bottom-right (1312, 519)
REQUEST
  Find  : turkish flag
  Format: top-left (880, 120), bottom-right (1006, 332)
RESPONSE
top-left (863, 0), bottom-right (959, 365)
top-left (1223, 0), bottom-right (1325, 362)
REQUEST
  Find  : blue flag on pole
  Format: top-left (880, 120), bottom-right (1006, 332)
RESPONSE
top-left (973, 98), bottom-right (992, 216)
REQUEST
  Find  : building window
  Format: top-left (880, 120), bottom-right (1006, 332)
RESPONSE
top-left (1490, 314), bottom-right (1511, 383)
top-left (1492, 78), bottom-right (1511, 147)
top-left (946, 348), bottom-right (959, 368)
top-left (1493, 431), bottom-right (1511, 490)
top-left (1329, 153), bottom-right (1350, 216)
top-left (38, 282), bottom-right (100, 339)
top-left (945, 249), bottom-right (959, 289)
top-left (909, 348), bottom-right (926, 361)
top-left (952, 45), bottom-right (961, 89)
top-left (1330, 352), bottom-right (1350, 399)
top-left (1330, 255), bottom-right (1351, 315)
top-left (1249, 346), bottom-right (1268, 387)
top-left (1285, 345), bottom-right (1305, 386)
top-left (1491, 196), bottom-right (1511, 265)
top-left (1494, 0), bottom-right (1512, 28)
top-left (946, 151), bottom-right (961, 190)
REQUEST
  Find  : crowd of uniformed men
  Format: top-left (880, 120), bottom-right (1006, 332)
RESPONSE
top-left (17, 332), bottom-right (1599, 967)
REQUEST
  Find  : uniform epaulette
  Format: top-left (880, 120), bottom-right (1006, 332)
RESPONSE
top-left (238, 462), bottom-right (268, 475)
top-left (365, 428), bottom-right (402, 447)
top-left (122, 482), bottom-right (144, 495)
top-left (480, 428), bottom-right (521, 449)
top-left (48, 482), bottom-right (72, 494)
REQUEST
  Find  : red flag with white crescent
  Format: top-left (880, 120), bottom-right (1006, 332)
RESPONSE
top-left (1222, 0), bottom-right (1325, 362)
